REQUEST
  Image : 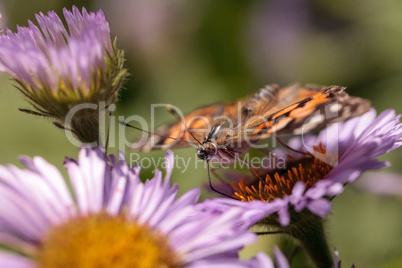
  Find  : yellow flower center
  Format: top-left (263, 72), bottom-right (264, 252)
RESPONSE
top-left (35, 213), bottom-right (180, 268)
top-left (233, 144), bottom-right (336, 202)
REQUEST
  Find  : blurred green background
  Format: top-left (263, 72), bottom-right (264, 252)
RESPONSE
top-left (1, 0), bottom-right (402, 267)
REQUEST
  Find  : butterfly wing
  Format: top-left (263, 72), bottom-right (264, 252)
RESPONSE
top-left (219, 85), bottom-right (371, 144)
top-left (132, 84), bottom-right (371, 151)
top-left (132, 101), bottom-right (245, 151)
top-left (132, 84), bottom-right (284, 151)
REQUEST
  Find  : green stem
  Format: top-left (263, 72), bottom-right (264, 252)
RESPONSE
top-left (261, 210), bottom-right (333, 268)
top-left (290, 213), bottom-right (333, 268)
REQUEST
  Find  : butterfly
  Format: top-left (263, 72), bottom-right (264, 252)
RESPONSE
top-left (132, 84), bottom-right (371, 165)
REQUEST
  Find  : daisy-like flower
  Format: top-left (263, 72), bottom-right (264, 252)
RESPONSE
top-left (0, 148), bottom-right (282, 267)
top-left (213, 109), bottom-right (402, 267)
top-left (0, 6), bottom-right (127, 143)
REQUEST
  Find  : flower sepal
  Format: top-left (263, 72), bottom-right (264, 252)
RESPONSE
top-left (260, 207), bottom-right (333, 268)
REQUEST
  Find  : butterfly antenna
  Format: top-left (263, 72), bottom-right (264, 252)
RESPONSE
top-left (275, 137), bottom-right (311, 156)
top-left (119, 121), bottom-right (185, 143)
top-left (207, 160), bottom-right (237, 199)
top-left (166, 106), bottom-right (202, 145)
top-left (222, 148), bottom-right (268, 186)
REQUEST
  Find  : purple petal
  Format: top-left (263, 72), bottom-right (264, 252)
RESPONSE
top-left (306, 199), bottom-right (331, 217)
top-left (0, 6), bottom-right (113, 93)
top-left (278, 205), bottom-right (290, 226)
top-left (289, 181), bottom-right (305, 203)
top-left (333, 247), bottom-right (340, 268)
top-left (0, 252), bottom-right (34, 268)
top-left (273, 246), bottom-right (290, 268)
top-left (0, 148), bottom-right (267, 267)
top-left (255, 252), bottom-right (275, 268)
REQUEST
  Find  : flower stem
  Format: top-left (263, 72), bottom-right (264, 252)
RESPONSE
top-left (290, 213), bottom-right (333, 268)
top-left (261, 210), bottom-right (333, 267)
top-left (70, 109), bottom-right (100, 144)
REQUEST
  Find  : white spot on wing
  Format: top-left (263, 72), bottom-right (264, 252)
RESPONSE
top-left (308, 113), bottom-right (324, 124)
top-left (329, 103), bottom-right (341, 113)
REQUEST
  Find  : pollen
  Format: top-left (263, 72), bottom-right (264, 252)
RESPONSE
top-left (233, 144), bottom-right (336, 202)
top-left (35, 212), bottom-right (180, 268)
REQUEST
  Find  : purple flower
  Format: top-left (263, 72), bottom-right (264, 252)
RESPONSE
top-left (217, 109), bottom-right (402, 225)
top-left (0, 6), bottom-right (127, 143)
top-left (0, 149), bottom-right (276, 267)
top-left (211, 109), bottom-right (401, 267)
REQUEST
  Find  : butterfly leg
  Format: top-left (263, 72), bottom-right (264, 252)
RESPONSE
top-left (210, 165), bottom-right (232, 186)
top-left (210, 163), bottom-right (237, 195)
top-left (207, 161), bottom-right (236, 199)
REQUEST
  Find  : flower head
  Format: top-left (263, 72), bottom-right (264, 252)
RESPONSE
top-left (217, 109), bottom-right (402, 224)
top-left (213, 109), bottom-right (402, 267)
top-left (0, 149), bottom-right (274, 267)
top-left (0, 6), bottom-right (127, 143)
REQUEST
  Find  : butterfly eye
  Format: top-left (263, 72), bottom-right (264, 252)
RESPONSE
top-left (196, 147), bottom-right (209, 160)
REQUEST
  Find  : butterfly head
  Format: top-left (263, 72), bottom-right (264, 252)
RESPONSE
top-left (197, 141), bottom-right (218, 161)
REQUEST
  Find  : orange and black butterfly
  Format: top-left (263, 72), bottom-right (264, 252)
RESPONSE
top-left (130, 84), bottom-right (371, 165)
